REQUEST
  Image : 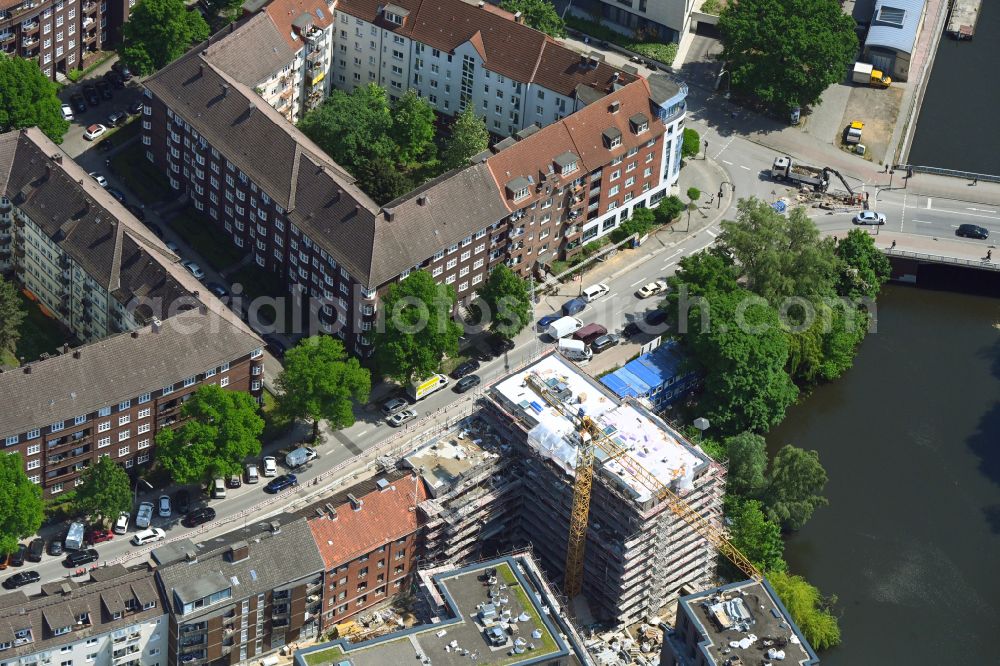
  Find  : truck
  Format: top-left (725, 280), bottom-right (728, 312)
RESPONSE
top-left (407, 373), bottom-right (449, 401)
top-left (771, 156), bottom-right (830, 191)
top-left (558, 338), bottom-right (592, 362)
top-left (844, 120), bottom-right (864, 145)
top-left (852, 62), bottom-right (891, 88)
top-left (546, 316), bottom-right (584, 340)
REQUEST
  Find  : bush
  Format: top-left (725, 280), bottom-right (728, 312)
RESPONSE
top-left (66, 69), bottom-right (84, 82)
top-left (565, 15), bottom-right (678, 65)
top-left (682, 127), bottom-right (701, 158)
top-left (655, 195), bottom-right (685, 224)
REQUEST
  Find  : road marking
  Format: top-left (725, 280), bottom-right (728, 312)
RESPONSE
top-left (722, 160), bottom-right (733, 165)
top-left (914, 219), bottom-right (934, 224)
top-left (663, 261), bottom-right (677, 271)
top-left (739, 165), bottom-right (751, 171)
top-left (706, 229), bottom-right (718, 237)
top-left (967, 207), bottom-right (998, 214)
top-left (356, 430), bottom-right (368, 437)
top-left (631, 278), bottom-right (646, 287)
top-left (926, 198), bottom-right (932, 209)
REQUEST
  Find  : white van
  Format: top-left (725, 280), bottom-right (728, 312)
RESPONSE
top-left (407, 373), bottom-right (449, 401)
top-left (212, 478), bottom-right (227, 499)
top-left (546, 316), bottom-right (584, 340)
top-left (558, 338), bottom-right (592, 362)
top-left (582, 283), bottom-right (610, 302)
top-left (65, 521), bottom-right (86, 550)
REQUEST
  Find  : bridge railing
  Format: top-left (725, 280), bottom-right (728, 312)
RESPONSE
top-left (896, 164), bottom-right (1000, 184)
top-left (884, 247), bottom-right (1000, 271)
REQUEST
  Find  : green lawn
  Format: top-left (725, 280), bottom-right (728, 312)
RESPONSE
top-left (110, 133), bottom-right (173, 205)
top-left (303, 644), bottom-right (346, 666)
top-left (3, 291), bottom-right (71, 368)
top-left (168, 207), bottom-right (246, 272)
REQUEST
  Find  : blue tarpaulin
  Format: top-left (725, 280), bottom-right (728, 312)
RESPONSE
top-left (600, 342), bottom-right (695, 408)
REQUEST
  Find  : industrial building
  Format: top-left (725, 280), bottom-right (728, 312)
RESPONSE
top-left (863, 0), bottom-right (925, 82)
top-left (660, 579), bottom-right (819, 665)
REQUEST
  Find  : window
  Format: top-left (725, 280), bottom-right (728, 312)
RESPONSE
top-left (183, 376), bottom-right (196, 388)
top-left (51, 421), bottom-right (65, 433)
top-left (162, 384), bottom-right (174, 395)
top-left (27, 443), bottom-right (40, 456)
top-left (118, 430), bottom-right (130, 442)
top-left (137, 424), bottom-right (150, 435)
top-left (27, 429), bottom-right (40, 440)
top-left (98, 421), bottom-right (111, 433)
top-left (4, 436), bottom-right (17, 447)
top-left (118, 415), bottom-right (130, 426)
top-left (138, 439), bottom-right (150, 450)
top-left (98, 437), bottom-right (111, 449)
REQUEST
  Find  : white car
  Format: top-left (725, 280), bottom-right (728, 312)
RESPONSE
top-left (245, 463), bottom-right (259, 484)
top-left (113, 511), bottom-right (130, 535)
top-left (89, 172), bottom-right (108, 188)
top-left (182, 261), bottom-right (205, 280)
top-left (61, 104), bottom-right (74, 121)
top-left (130, 527), bottom-right (166, 546)
top-left (853, 211), bottom-right (886, 226)
top-left (582, 282), bottom-right (611, 302)
top-left (262, 456), bottom-right (278, 477)
top-left (135, 501), bottom-right (154, 529)
top-left (83, 124), bottom-right (107, 141)
top-left (636, 280), bottom-right (668, 299)
top-left (157, 495), bottom-right (171, 518)
top-left (387, 408), bottom-right (418, 427)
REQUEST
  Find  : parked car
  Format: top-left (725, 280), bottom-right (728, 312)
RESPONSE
top-left (182, 260), bottom-right (205, 280)
top-left (262, 456), bottom-right (278, 477)
top-left (387, 408), bottom-right (418, 427)
top-left (112, 61), bottom-right (133, 81)
top-left (95, 80), bottom-right (114, 100)
top-left (61, 103), bottom-right (74, 121)
top-left (127, 99), bottom-right (143, 115)
top-left (106, 188), bottom-right (126, 204)
top-left (645, 308), bottom-right (668, 329)
top-left (9, 544), bottom-right (26, 567)
top-left (852, 211), bottom-right (886, 225)
top-left (125, 203), bottom-right (145, 221)
top-left (104, 70), bottom-right (125, 89)
top-left (245, 463), bottom-right (259, 484)
top-left (107, 110), bottom-right (127, 127)
top-left (261, 334), bottom-right (288, 357)
top-left (165, 240), bottom-right (181, 254)
top-left (148, 223), bottom-right (164, 239)
top-left (83, 85), bottom-right (100, 106)
top-left (381, 397), bottom-right (409, 416)
top-left (561, 298), bottom-right (587, 316)
top-left (285, 446), bottom-right (317, 469)
top-left (264, 474), bottom-right (298, 494)
top-left (591, 333), bottom-right (620, 353)
top-left (27, 538), bottom-right (44, 563)
top-left (454, 375), bottom-right (481, 393)
top-left (135, 502), bottom-right (154, 529)
top-left (63, 549), bottom-right (100, 568)
top-left (182, 507), bottom-right (216, 528)
top-left (3, 570), bottom-right (40, 589)
top-left (450, 358), bottom-right (480, 379)
top-left (86, 528), bottom-right (114, 545)
top-left (69, 93), bottom-right (87, 114)
top-left (227, 474), bottom-right (242, 489)
top-left (582, 283), bottom-right (610, 302)
top-left (207, 281), bottom-right (228, 299)
top-left (636, 280), bottom-right (668, 299)
top-left (173, 489), bottom-right (191, 514)
top-left (211, 478), bottom-right (226, 499)
top-left (955, 223), bottom-right (989, 240)
top-left (537, 314), bottom-right (561, 330)
top-left (113, 511), bottom-right (130, 535)
top-left (89, 172), bottom-right (108, 188)
top-left (158, 495), bottom-right (172, 518)
top-left (131, 528), bottom-right (166, 546)
top-left (482, 334), bottom-right (514, 360)
top-left (83, 124), bottom-right (107, 141)
top-left (47, 540), bottom-right (63, 557)
top-left (0, 553), bottom-right (8, 570)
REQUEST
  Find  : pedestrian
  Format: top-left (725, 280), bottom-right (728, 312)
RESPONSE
top-left (890, 240), bottom-right (896, 249)
top-left (973, 177), bottom-right (978, 186)
top-left (988, 250), bottom-right (993, 261)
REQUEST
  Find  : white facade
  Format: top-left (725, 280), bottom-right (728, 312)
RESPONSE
top-left (0, 614), bottom-right (167, 666)
top-left (255, 22), bottom-right (334, 123)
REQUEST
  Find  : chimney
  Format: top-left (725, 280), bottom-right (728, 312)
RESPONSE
top-left (348, 493), bottom-right (363, 511)
top-left (478, 0), bottom-right (484, 6)
top-left (131, 331), bottom-right (139, 339)
top-left (228, 541), bottom-right (250, 563)
top-left (417, 195), bottom-right (428, 206)
top-left (199, 302), bottom-right (208, 315)
top-left (73, 350), bottom-right (82, 359)
top-left (51, 154), bottom-right (62, 165)
top-left (151, 318), bottom-right (162, 333)
top-left (609, 100), bottom-right (621, 114)
top-left (513, 10), bottom-right (523, 23)
top-left (269, 520), bottom-right (281, 534)
top-left (612, 72), bottom-right (620, 82)
top-left (23, 365), bottom-right (31, 374)
top-left (221, 83), bottom-right (230, 97)
top-left (383, 208), bottom-right (395, 222)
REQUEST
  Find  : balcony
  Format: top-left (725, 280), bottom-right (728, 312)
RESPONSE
top-left (82, 16), bottom-right (94, 28)
top-left (83, 1), bottom-right (96, 10)
top-left (48, 445), bottom-right (90, 466)
top-left (21, 21), bottom-right (38, 31)
top-left (84, 31), bottom-right (97, 42)
top-left (0, 33), bottom-right (14, 43)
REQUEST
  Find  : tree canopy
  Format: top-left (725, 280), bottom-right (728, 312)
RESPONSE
top-left (0, 453), bottom-right (44, 556)
top-left (0, 56), bottom-right (69, 143)
top-left (725, 432), bottom-right (768, 497)
top-left (499, 0), bottom-right (566, 37)
top-left (476, 265), bottom-right (532, 339)
top-left (73, 457), bottom-right (132, 527)
top-left (610, 207), bottom-right (656, 243)
top-left (374, 270), bottom-right (462, 383)
top-left (120, 0), bottom-right (210, 75)
top-left (681, 127), bottom-right (700, 158)
top-left (725, 496), bottom-right (786, 574)
top-left (765, 445), bottom-right (829, 530)
top-left (441, 106), bottom-right (489, 171)
top-left (202, 0), bottom-right (244, 23)
top-left (154, 385), bottom-right (264, 484)
top-left (390, 90), bottom-right (437, 164)
top-left (276, 336), bottom-right (371, 440)
top-left (0, 276), bottom-right (26, 358)
top-left (719, 0), bottom-right (858, 111)
top-left (768, 570), bottom-right (842, 649)
top-left (836, 228), bottom-right (891, 300)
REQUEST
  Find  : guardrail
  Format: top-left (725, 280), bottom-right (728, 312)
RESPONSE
top-left (883, 247), bottom-right (1000, 271)
top-left (896, 164), bottom-right (1000, 184)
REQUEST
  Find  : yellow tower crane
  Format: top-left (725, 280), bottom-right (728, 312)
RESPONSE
top-left (524, 373), bottom-right (762, 602)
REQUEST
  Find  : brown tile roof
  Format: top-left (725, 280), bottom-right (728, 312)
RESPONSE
top-left (202, 13), bottom-right (298, 87)
top-left (264, 0), bottom-right (334, 51)
top-left (308, 476), bottom-right (428, 569)
top-left (335, 0), bottom-right (634, 95)
top-left (485, 78), bottom-right (659, 210)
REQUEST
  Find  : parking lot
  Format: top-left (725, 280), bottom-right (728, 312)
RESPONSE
top-left (58, 65), bottom-right (145, 159)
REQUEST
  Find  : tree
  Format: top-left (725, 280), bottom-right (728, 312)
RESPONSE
top-left (719, 0), bottom-right (858, 111)
top-left (154, 385), bottom-right (264, 484)
top-left (0, 453), bottom-right (44, 557)
top-left (768, 570), bottom-right (842, 650)
top-left (681, 127), bottom-right (700, 158)
top-left (476, 265), bottom-right (532, 339)
top-left (121, 0), bottom-right (210, 75)
top-left (202, 0), bottom-right (244, 22)
top-left (725, 432), bottom-right (767, 497)
top-left (0, 56), bottom-right (69, 143)
top-left (500, 0), bottom-right (566, 37)
top-left (442, 106), bottom-right (489, 171)
top-left (655, 195), bottom-right (685, 224)
top-left (73, 456), bottom-right (132, 527)
top-left (374, 271), bottom-right (462, 383)
top-left (390, 90), bottom-right (437, 164)
top-left (0, 276), bottom-right (26, 356)
top-left (276, 336), bottom-right (371, 441)
top-left (765, 445), bottom-right (828, 530)
top-left (610, 207), bottom-right (655, 242)
top-left (725, 496), bottom-right (786, 573)
top-left (357, 157), bottom-right (414, 205)
top-left (836, 228), bottom-right (891, 300)
top-left (299, 84), bottom-right (395, 171)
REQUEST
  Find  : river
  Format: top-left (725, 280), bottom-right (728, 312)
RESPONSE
top-left (907, 1), bottom-right (1000, 175)
top-left (766, 284), bottom-right (1000, 664)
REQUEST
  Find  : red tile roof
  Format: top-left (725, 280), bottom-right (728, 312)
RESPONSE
top-left (265, 0), bottom-right (334, 51)
top-left (308, 477), bottom-right (428, 569)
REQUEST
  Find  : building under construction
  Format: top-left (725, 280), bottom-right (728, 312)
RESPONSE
top-left (402, 354), bottom-right (726, 627)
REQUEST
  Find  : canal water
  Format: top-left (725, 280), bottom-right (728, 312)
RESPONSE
top-left (766, 285), bottom-right (1000, 664)
top-left (907, 1), bottom-right (1000, 175)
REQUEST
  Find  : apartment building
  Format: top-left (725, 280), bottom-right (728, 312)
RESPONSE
top-left (153, 519), bottom-right (325, 666)
top-left (307, 474), bottom-right (426, 629)
top-left (0, 0), bottom-right (125, 80)
top-left (567, 0), bottom-right (696, 44)
top-left (331, 0), bottom-right (636, 135)
top-left (660, 579), bottom-right (820, 665)
top-left (202, 0), bottom-right (336, 123)
top-left (0, 128), bottom-right (264, 498)
top-left (0, 564), bottom-right (167, 666)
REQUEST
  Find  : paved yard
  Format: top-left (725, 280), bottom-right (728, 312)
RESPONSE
top-left (838, 84), bottom-right (905, 166)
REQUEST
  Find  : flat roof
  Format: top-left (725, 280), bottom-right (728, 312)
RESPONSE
top-left (296, 557), bottom-right (583, 666)
top-left (491, 354), bottom-right (706, 502)
top-left (674, 579), bottom-right (820, 665)
top-left (402, 423), bottom-right (501, 497)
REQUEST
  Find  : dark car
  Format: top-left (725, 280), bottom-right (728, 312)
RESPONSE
top-left (226, 475), bottom-right (242, 489)
top-left (95, 80), bottom-right (114, 100)
top-left (537, 314), bottom-right (561, 330)
top-left (104, 71), bottom-right (125, 89)
top-left (107, 110), bottom-right (127, 127)
top-left (9, 544), bottom-right (27, 567)
top-left (70, 93), bottom-right (87, 114)
top-left (128, 99), bottom-right (143, 115)
top-left (454, 374), bottom-right (481, 393)
top-left (97, 139), bottom-right (114, 153)
top-left (106, 188), bottom-right (126, 204)
top-left (450, 358), bottom-right (480, 379)
top-left (591, 333), bottom-right (620, 353)
top-left (622, 321), bottom-right (642, 339)
top-left (182, 506), bottom-right (215, 527)
top-left (125, 203), bottom-right (145, 221)
top-left (955, 224), bottom-right (989, 240)
top-left (63, 548), bottom-right (99, 568)
top-left (207, 281), bottom-right (229, 299)
top-left (264, 474), bottom-right (298, 494)
top-left (173, 489), bottom-right (191, 514)
top-left (112, 61), bottom-right (133, 81)
top-left (561, 297), bottom-right (587, 316)
top-left (644, 308), bottom-right (668, 330)
top-left (262, 334), bottom-right (288, 358)
top-left (487, 334), bottom-right (514, 356)
top-left (47, 540), bottom-right (63, 557)
top-left (27, 538), bottom-right (44, 563)
top-left (83, 85), bottom-right (100, 106)
top-left (3, 570), bottom-right (40, 590)
top-left (148, 223), bottom-right (164, 239)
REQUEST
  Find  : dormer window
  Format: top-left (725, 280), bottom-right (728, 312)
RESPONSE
top-left (382, 4), bottom-right (409, 25)
top-left (554, 151), bottom-right (579, 176)
top-left (385, 11), bottom-right (401, 24)
top-left (514, 187), bottom-right (529, 201)
top-left (53, 626), bottom-right (71, 636)
top-left (629, 113), bottom-right (649, 134)
top-left (603, 128), bottom-right (622, 149)
top-left (506, 176), bottom-right (532, 202)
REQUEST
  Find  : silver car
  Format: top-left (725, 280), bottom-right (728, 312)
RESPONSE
top-left (387, 409), bottom-right (418, 427)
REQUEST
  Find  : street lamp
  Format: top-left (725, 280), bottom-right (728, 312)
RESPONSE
top-left (133, 478), bottom-right (152, 506)
top-left (693, 417), bottom-right (710, 441)
top-left (703, 140), bottom-right (709, 160)
top-left (718, 181), bottom-right (735, 208)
